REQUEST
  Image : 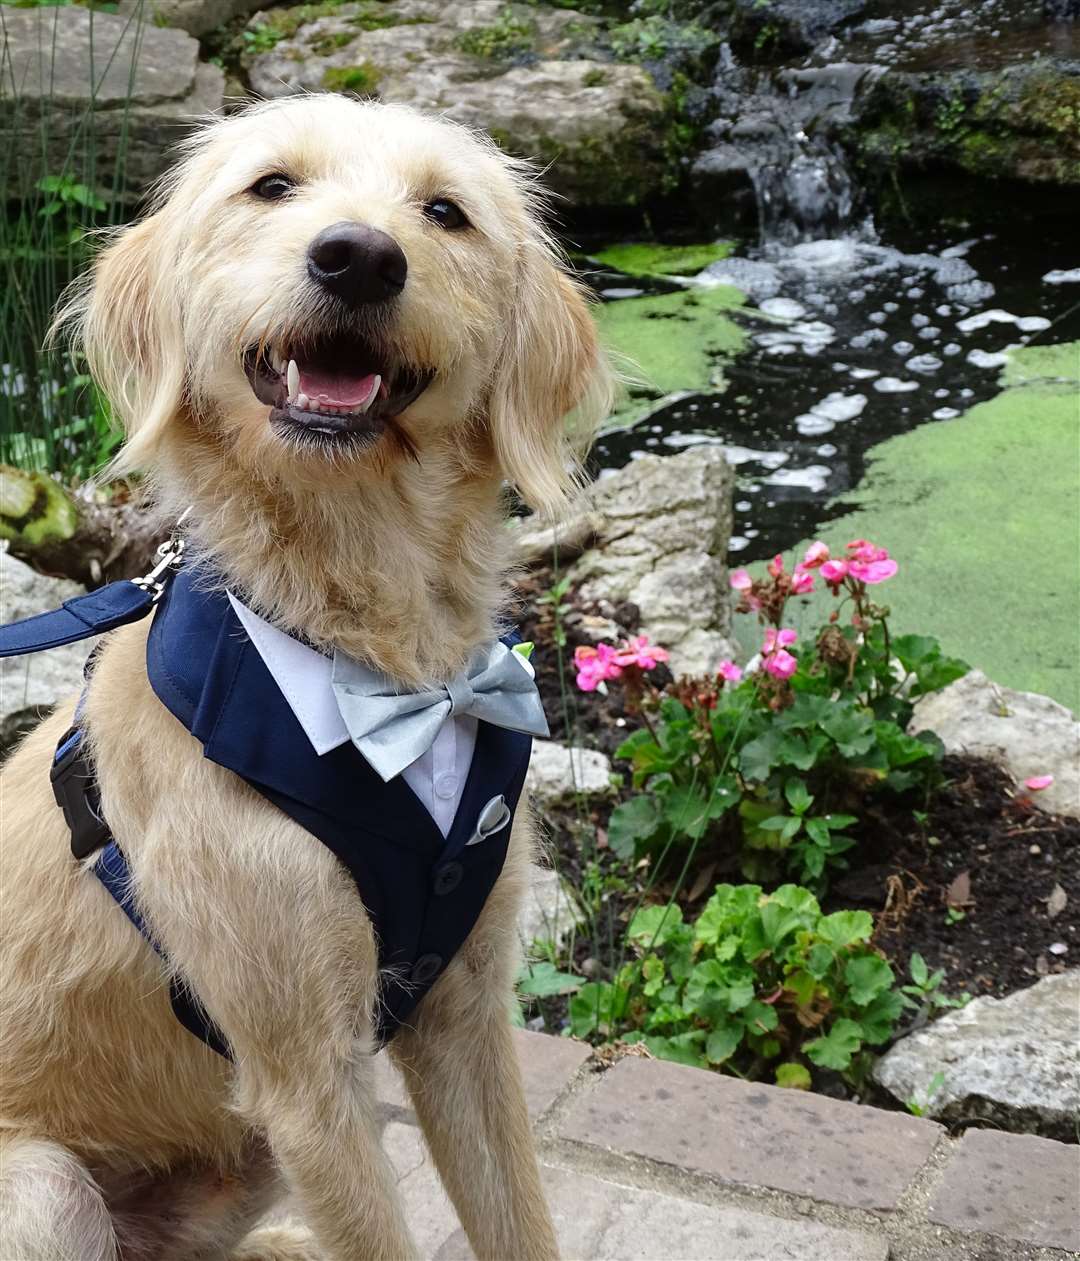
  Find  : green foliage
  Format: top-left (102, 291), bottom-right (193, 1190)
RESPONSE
top-left (455, 8), bottom-right (535, 60)
top-left (608, 15), bottom-right (718, 71)
top-left (1, 11), bottom-right (139, 480)
top-left (607, 569), bottom-right (967, 891)
top-left (569, 883), bottom-right (918, 1081)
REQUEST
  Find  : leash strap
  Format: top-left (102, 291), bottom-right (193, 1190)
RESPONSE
top-left (0, 581), bottom-right (156, 657)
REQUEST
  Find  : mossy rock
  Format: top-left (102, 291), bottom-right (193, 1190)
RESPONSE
top-left (850, 63), bottom-right (1080, 187)
top-left (593, 241), bottom-right (736, 277)
top-left (0, 467), bottom-right (79, 550)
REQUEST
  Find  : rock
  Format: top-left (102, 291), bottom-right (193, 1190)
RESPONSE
top-left (0, 552), bottom-right (89, 753)
top-left (509, 508), bottom-right (600, 567)
top-left (568, 448), bottom-right (735, 677)
top-left (517, 864), bottom-right (584, 949)
top-left (0, 8), bottom-right (224, 204)
top-left (910, 670), bottom-right (1079, 817)
top-left (127, 0), bottom-right (265, 37)
top-left (243, 1), bottom-right (672, 206)
top-left (874, 972), bottom-right (1080, 1140)
top-left (850, 60), bottom-right (1080, 187)
top-left (526, 738), bottom-right (613, 809)
top-left (731, 0), bottom-right (869, 56)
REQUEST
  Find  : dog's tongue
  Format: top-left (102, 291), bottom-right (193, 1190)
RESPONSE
top-left (299, 367), bottom-right (380, 408)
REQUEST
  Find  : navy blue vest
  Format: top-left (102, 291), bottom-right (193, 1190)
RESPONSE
top-left (8, 566), bottom-right (533, 1055)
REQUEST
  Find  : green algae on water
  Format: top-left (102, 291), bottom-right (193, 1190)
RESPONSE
top-left (596, 283), bottom-right (748, 427)
top-left (594, 241), bottom-right (735, 278)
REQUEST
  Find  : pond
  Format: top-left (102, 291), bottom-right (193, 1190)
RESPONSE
top-left (580, 179), bottom-right (1079, 566)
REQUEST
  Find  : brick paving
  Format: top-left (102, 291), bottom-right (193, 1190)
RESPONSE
top-left (374, 1030), bottom-right (1079, 1260)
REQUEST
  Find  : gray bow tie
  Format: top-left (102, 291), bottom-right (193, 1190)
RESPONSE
top-left (331, 640), bottom-right (549, 782)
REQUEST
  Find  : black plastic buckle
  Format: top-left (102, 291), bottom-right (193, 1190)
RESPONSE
top-left (51, 728), bottom-right (111, 860)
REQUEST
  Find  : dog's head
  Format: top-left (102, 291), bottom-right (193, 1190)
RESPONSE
top-left (70, 95), bottom-right (613, 514)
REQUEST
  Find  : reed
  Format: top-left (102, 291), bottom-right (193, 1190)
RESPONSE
top-left (0, 0), bottom-right (145, 482)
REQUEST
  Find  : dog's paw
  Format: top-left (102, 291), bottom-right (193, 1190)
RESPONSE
top-left (231, 1222), bottom-right (325, 1261)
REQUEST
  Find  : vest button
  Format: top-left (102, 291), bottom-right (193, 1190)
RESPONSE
top-left (411, 953), bottom-right (443, 985)
top-left (433, 861), bottom-right (464, 896)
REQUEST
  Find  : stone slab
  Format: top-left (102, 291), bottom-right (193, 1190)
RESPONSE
top-left (434, 1164), bottom-right (889, 1260)
top-left (558, 1057), bottom-right (942, 1211)
top-left (377, 1029), bottom-right (591, 1121)
top-left (928, 1129), bottom-right (1080, 1253)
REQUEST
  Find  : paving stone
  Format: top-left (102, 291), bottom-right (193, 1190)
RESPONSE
top-left (377, 1029), bottom-right (591, 1121)
top-left (928, 1129), bottom-right (1080, 1253)
top-left (558, 1057), bottom-right (942, 1211)
top-left (434, 1165), bottom-right (888, 1260)
top-left (383, 1122), bottom-right (460, 1258)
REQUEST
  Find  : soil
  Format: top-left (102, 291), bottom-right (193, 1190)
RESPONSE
top-left (514, 571), bottom-right (1080, 1005)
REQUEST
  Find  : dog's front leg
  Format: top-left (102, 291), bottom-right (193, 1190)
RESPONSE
top-left (123, 788), bottom-right (421, 1261)
top-left (390, 821), bottom-right (559, 1261)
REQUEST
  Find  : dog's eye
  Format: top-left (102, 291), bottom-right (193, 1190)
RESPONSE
top-left (250, 174), bottom-right (295, 202)
top-left (423, 199), bottom-right (468, 231)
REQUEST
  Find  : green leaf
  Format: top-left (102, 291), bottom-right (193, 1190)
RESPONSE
top-left (820, 707), bottom-right (877, 758)
top-left (844, 955), bottom-right (895, 1006)
top-left (569, 982), bottom-right (621, 1038)
top-left (517, 962), bottom-right (581, 999)
top-left (804, 817), bottom-right (831, 847)
top-left (775, 1062), bottom-right (812, 1090)
top-left (806, 942), bottom-right (835, 979)
top-left (816, 910), bottom-right (874, 948)
top-left (644, 1031), bottom-right (707, 1068)
top-left (759, 815), bottom-right (794, 831)
top-left (628, 903), bottom-right (685, 949)
top-left (858, 990), bottom-right (905, 1044)
top-left (663, 786), bottom-right (714, 840)
top-left (777, 693), bottom-right (835, 730)
top-left (805, 1018), bottom-right (864, 1070)
top-left (743, 1000), bottom-right (779, 1033)
top-left (785, 779), bottom-right (814, 815)
top-left (739, 729), bottom-right (784, 781)
top-left (910, 952), bottom-right (929, 988)
top-left (608, 795), bottom-right (662, 860)
top-left (778, 730), bottom-right (831, 771)
top-left (705, 1022), bottom-right (743, 1064)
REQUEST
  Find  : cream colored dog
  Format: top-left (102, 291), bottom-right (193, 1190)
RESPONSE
top-left (0, 95), bottom-right (613, 1260)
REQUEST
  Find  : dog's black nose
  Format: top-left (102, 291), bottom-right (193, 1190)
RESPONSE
top-left (306, 221), bottom-right (407, 306)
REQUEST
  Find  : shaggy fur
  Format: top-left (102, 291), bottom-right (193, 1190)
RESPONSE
top-left (0, 95), bottom-right (614, 1260)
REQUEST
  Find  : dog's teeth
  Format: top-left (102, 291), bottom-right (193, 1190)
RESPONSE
top-left (296, 391), bottom-right (309, 410)
top-left (356, 374), bottom-right (382, 414)
top-left (287, 360), bottom-right (299, 403)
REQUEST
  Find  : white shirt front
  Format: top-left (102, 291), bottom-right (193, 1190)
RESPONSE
top-left (227, 593), bottom-right (478, 837)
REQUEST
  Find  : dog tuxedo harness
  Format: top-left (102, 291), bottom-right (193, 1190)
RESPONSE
top-left (0, 546), bottom-right (548, 1056)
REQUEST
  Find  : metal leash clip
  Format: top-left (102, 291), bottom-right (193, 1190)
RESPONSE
top-left (131, 507), bottom-right (191, 601)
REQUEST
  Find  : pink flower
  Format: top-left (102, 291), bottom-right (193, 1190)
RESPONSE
top-left (1024, 774), bottom-right (1055, 791)
top-left (717, 659), bottom-right (743, 683)
top-left (848, 557), bottom-right (898, 584)
top-left (615, 635), bottom-right (670, 671)
top-left (767, 554), bottom-right (786, 578)
top-left (763, 627), bottom-right (797, 653)
top-left (820, 558), bottom-right (849, 587)
top-left (763, 649), bottom-right (797, 679)
top-left (801, 541), bottom-right (830, 569)
top-left (790, 567), bottom-right (815, 595)
top-left (730, 568), bottom-right (752, 592)
top-left (574, 643), bottom-right (622, 692)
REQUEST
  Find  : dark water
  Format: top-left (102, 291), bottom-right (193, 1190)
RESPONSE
top-left (580, 182), bottom-right (1079, 566)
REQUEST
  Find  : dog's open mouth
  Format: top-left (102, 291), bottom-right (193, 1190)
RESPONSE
top-left (243, 333), bottom-right (433, 446)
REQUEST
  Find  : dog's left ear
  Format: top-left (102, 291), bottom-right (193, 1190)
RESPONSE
top-left (489, 241), bottom-right (615, 517)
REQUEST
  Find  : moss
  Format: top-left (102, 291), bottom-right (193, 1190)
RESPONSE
top-left (758, 341), bottom-right (1080, 713)
top-left (582, 67), bottom-right (608, 88)
top-left (0, 467), bottom-right (79, 550)
top-left (595, 284), bottom-right (748, 426)
top-left (321, 61), bottom-right (381, 94)
top-left (309, 29), bottom-right (355, 55)
top-left (455, 8), bottom-right (535, 60)
top-left (593, 241), bottom-right (735, 276)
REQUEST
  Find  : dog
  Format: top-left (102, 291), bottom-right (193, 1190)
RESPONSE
top-left (0, 94), bottom-right (614, 1260)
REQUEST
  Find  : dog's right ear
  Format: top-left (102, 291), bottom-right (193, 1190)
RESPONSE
top-left (67, 215), bottom-right (186, 475)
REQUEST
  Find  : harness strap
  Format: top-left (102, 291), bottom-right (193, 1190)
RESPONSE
top-left (54, 719), bottom-right (232, 1059)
